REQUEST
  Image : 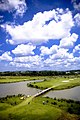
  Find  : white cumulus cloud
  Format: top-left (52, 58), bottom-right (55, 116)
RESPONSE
top-left (10, 55), bottom-right (43, 68)
top-left (50, 48), bottom-right (73, 60)
top-left (60, 33), bottom-right (78, 48)
top-left (12, 43), bottom-right (36, 55)
top-left (40, 45), bottom-right (58, 56)
top-left (0, 51), bottom-right (12, 61)
top-left (3, 8), bottom-right (74, 45)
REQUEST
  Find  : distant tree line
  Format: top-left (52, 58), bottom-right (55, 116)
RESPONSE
top-left (0, 70), bottom-right (80, 76)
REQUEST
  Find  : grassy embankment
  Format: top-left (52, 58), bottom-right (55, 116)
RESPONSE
top-left (27, 76), bottom-right (80, 90)
top-left (0, 95), bottom-right (80, 120)
top-left (0, 76), bottom-right (48, 83)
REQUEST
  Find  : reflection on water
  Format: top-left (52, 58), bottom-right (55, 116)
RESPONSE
top-left (44, 86), bottom-right (80, 101)
top-left (0, 80), bottom-right (41, 98)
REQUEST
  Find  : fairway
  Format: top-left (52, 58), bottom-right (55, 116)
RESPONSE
top-left (28, 76), bottom-right (80, 90)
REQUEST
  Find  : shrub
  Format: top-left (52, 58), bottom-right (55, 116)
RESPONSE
top-left (67, 107), bottom-right (73, 114)
top-left (51, 102), bottom-right (57, 105)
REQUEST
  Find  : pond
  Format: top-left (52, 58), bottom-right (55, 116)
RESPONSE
top-left (44, 86), bottom-right (80, 101)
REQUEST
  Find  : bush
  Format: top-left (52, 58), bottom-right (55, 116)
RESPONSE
top-left (18, 94), bottom-right (23, 97)
top-left (51, 102), bottom-right (57, 105)
top-left (67, 107), bottom-right (73, 114)
top-left (54, 97), bottom-right (56, 100)
top-left (46, 100), bottom-right (49, 103)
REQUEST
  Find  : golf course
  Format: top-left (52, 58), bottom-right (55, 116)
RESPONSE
top-left (0, 73), bottom-right (80, 120)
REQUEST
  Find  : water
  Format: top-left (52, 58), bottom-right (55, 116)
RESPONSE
top-left (0, 80), bottom-right (41, 98)
top-left (0, 80), bottom-right (80, 101)
top-left (44, 86), bottom-right (80, 101)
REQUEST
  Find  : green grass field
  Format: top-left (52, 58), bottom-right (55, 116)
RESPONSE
top-left (0, 95), bottom-right (80, 120)
top-left (28, 76), bottom-right (80, 90)
top-left (0, 76), bottom-right (47, 83)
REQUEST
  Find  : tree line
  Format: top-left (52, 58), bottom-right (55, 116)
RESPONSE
top-left (0, 70), bottom-right (80, 76)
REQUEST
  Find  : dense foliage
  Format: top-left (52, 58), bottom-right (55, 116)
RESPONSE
top-left (0, 70), bottom-right (80, 76)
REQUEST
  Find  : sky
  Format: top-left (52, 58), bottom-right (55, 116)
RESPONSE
top-left (0, 0), bottom-right (80, 71)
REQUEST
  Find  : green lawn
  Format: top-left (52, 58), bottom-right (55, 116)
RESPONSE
top-left (28, 77), bottom-right (80, 90)
top-left (0, 95), bottom-right (80, 120)
top-left (0, 76), bottom-right (47, 83)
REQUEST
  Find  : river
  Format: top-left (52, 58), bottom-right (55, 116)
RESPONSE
top-left (0, 80), bottom-right (80, 101)
top-left (0, 80), bottom-right (41, 98)
top-left (44, 86), bottom-right (80, 101)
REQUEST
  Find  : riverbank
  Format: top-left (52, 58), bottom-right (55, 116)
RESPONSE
top-left (0, 95), bottom-right (80, 120)
top-left (27, 77), bottom-right (80, 90)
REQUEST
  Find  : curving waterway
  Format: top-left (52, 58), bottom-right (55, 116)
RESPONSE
top-left (0, 80), bottom-right (80, 101)
top-left (44, 86), bottom-right (80, 101)
top-left (0, 80), bottom-right (41, 98)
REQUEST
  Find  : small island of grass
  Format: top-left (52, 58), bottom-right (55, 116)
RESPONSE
top-left (27, 76), bottom-right (80, 90)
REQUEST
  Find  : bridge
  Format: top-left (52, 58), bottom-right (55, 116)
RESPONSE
top-left (33, 87), bottom-right (53, 98)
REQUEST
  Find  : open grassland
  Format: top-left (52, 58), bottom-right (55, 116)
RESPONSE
top-left (0, 76), bottom-right (48, 83)
top-left (0, 95), bottom-right (80, 120)
top-left (28, 76), bottom-right (80, 90)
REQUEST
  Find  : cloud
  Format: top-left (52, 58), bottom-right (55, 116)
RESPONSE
top-left (0, 15), bottom-right (4, 23)
top-left (73, 44), bottom-right (80, 53)
top-left (0, 7), bottom-right (80, 71)
top-left (1, 45), bottom-right (79, 71)
top-left (0, 16), bottom-right (4, 19)
top-left (9, 53), bottom-right (80, 71)
top-left (60, 33), bottom-right (78, 48)
top-left (3, 8), bottom-right (74, 45)
top-left (0, 0), bottom-right (27, 17)
top-left (0, 51), bottom-right (12, 61)
top-left (10, 62), bottom-right (31, 68)
top-left (43, 48), bottom-right (80, 70)
top-left (72, 0), bottom-right (80, 11)
top-left (50, 48), bottom-right (73, 60)
top-left (12, 43), bottom-right (36, 56)
top-left (14, 55), bottom-right (42, 63)
top-left (74, 13), bottom-right (80, 26)
top-left (40, 45), bottom-right (58, 56)
top-left (10, 55), bottom-right (43, 68)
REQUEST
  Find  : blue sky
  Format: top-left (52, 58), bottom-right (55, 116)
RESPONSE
top-left (0, 0), bottom-right (80, 71)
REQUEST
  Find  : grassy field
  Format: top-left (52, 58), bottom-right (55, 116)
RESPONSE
top-left (27, 76), bottom-right (80, 90)
top-left (0, 95), bottom-right (80, 120)
top-left (0, 76), bottom-right (48, 83)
